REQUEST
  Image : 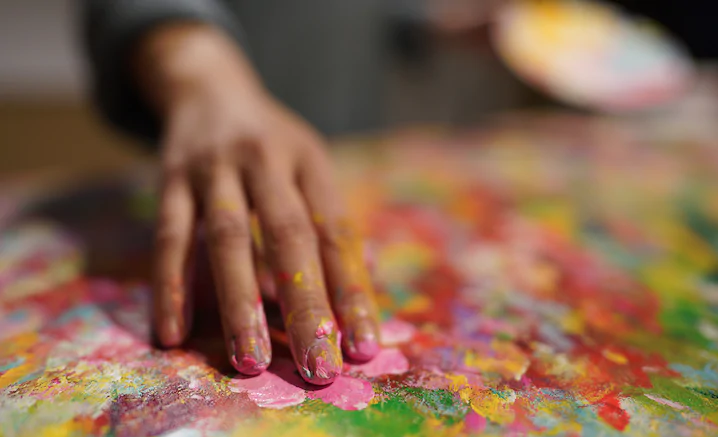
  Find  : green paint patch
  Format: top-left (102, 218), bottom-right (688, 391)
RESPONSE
top-left (659, 300), bottom-right (712, 348)
top-left (401, 387), bottom-right (468, 424)
top-left (297, 388), bottom-right (468, 437)
top-left (642, 376), bottom-right (718, 415)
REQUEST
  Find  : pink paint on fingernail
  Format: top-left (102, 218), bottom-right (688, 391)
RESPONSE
top-left (343, 321), bottom-right (380, 362)
top-left (314, 356), bottom-right (331, 379)
top-left (230, 335), bottom-right (270, 376)
top-left (353, 339), bottom-right (381, 361)
top-left (301, 337), bottom-right (342, 386)
top-left (231, 353), bottom-right (268, 376)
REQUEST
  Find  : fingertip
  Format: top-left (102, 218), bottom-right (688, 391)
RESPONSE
top-left (299, 337), bottom-right (343, 386)
top-left (228, 332), bottom-right (272, 377)
top-left (344, 338), bottom-right (380, 363)
top-left (300, 355), bottom-right (340, 386)
top-left (342, 318), bottom-right (381, 362)
top-left (157, 316), bottom-right (185, 348)
top-left (232, 354), bottom-right (271, 376)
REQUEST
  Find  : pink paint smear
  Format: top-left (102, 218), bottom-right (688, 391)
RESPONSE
top-left (380, 319), bottom-right (416, 346)
top-left (308, 376), bottom-right (374, 410)
top-left (349, 348), bottom-right (409, 377)
top-left (230, 359), bottom-right (374, 410)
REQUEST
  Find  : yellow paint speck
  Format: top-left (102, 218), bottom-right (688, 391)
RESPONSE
top-left (603, 349), bottom-right (628, 365)
top-left (293, 272), bottom-right (303, 286)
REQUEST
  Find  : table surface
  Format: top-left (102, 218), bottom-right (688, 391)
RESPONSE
top-left (1, 111), bottom-right (718, 437)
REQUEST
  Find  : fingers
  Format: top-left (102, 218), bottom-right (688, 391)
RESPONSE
top-left (198, 163), bottom-right (271, 376)
top-left (244, 153), bottom-right (342, 385)
top-left (153, 173), bottom-right (195, 347)
top-left (298, 150), bottom-right (381, 362)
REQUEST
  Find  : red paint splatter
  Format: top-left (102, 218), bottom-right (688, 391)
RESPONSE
top-left (596, 393), bottom-right (630, 431)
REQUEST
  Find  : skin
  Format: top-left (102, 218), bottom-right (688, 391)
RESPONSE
top-left (134, 23), bottom-right (380, 384)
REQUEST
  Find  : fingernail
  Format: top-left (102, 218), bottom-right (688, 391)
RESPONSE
top-left (163, 316), bottom-right (183, 347)
top-left (301, 337), bottom-right (342, 385)
top-left (230, 331), bottom-right (271, 376)
top-left (344, 319), bottom-right (380, 362)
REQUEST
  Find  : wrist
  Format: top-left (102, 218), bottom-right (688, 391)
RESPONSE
top-left (132, 22), bottom-right (265, 115)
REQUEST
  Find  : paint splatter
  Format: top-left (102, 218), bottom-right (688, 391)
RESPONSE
top-left (3, 113), bottom-right (718, 436)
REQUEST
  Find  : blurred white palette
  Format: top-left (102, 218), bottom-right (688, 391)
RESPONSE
top-left (493, 0), bottom-right (694, 112)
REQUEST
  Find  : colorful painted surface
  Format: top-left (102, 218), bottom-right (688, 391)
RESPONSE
top-left (1, 113), bottom-right (718, 436)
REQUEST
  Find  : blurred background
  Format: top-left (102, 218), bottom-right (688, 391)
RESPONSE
top-left (1, 0), bottom-right (717, 180)
top-left (0, 0), bottom-right (145, 179)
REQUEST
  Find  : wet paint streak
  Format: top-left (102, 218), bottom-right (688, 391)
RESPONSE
top-left (307, 375), bottom-right (375, 410)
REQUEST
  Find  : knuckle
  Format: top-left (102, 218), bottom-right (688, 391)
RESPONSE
top-left (286, 300), bottom-right (330, 326)
top-left (155, 220), bottom-right (186, 248)
top-left (238, 139), bottom-right (273, 167)
top-left (317, 221), bottom-right (352, 253)
top-left (265, 215), bottom-right (316, 248)
top-left (160, 158), bottom-right (188, 180)
top-left (206, 212), bottom-right (251, 246)
top-left (337, 293), bottom-right (370, 315)
top-left (194, 147), bottom-right (224, 173)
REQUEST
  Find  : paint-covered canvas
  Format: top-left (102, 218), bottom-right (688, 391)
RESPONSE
top-left (1, 113), bottom-right (717, 436)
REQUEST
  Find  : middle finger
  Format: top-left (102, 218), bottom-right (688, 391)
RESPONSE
top-left (244, 151), bottom-right (342, 385)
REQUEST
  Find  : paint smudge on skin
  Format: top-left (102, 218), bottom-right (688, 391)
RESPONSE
top-left (349, 348), bottom-right (409, 377)
top-left (315, 318), bottom-right (334, 338)
top-left (293, 272), bottom-right (304, 286)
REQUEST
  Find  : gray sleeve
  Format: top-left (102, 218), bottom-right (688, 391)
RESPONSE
top-left (82, 0), bottom-right (248, 144)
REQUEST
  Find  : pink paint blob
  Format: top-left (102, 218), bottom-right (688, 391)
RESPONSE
top-left (229, 360), bottom-right (306, 409)
top-left (380, 319), bottom-right (416, 346)
top-left (315, 319), bottom-right (335, 338)
top-left (229, 359), bottom-right (374, 411)
top-left (349, 348), bottom-right (409, 377)
top-left (308, 375), bottom-right (375, 410)
top-left (464, 411), bottom-right (487, 433)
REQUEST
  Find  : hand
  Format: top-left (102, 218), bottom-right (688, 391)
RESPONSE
top-left (133, 24), bottom-right (380, 385)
